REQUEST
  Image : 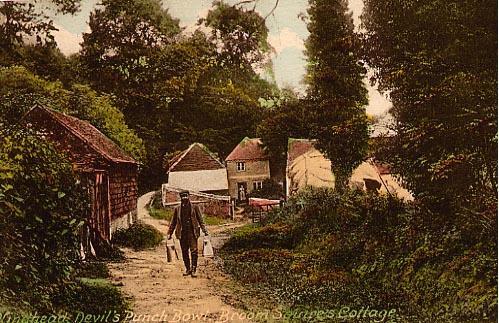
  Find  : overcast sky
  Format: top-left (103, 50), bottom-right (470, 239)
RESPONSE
top-left (51, 0), bottom-right (391, 116)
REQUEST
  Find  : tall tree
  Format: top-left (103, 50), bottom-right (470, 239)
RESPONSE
top-left (80, 0), bottom-right (180, 94)
top-left (0, 0), bottom-right (81, 67)
top-left (258, 91), bottom-right (313, 180)
top-left (362, 0), bottom-right (497, 215)
top-left (305, 0), bottom-right (369, 191)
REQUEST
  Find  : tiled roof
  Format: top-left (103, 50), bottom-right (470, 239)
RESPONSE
top-left (169, 143), bottom-right (225, 172)
top-left (29, 105), bottom-right (137, 164)
top-left (225, 137), bottom-right (268, 161)
top-left (287, 138), bottom-right (316, 165)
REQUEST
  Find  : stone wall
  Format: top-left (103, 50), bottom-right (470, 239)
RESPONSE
top-left (226, 160), bottom-right (271, 199)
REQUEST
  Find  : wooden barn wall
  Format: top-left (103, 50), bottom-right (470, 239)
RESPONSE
top-left (109, 164), bottom-right (138, 219)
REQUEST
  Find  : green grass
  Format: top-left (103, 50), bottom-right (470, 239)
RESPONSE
top-left (205, 215), bottom-right (229, 225)
top-left (149, 203), bottom-right (229, 226)
top-left (148, 205), bottom-right (173, 220)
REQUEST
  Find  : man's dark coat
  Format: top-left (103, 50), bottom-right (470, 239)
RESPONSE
top-left (167, 203), bottom-right (208, 240)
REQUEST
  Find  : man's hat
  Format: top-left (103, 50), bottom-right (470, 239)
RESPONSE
top-left (179, 190), bottom-right (190, 197)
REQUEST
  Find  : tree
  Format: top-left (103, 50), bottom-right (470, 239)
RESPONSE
top-left (0, 0), bottom-right (81, 64)
top-left (0, 66), bottom-right (145, 162)
top-left (78, 1), bottom-right (278, 191)
top-left (305, 0), bottom-right (369, 191)
top-left (258, 92), bottom-right (313, 179)
top-left (362, 0), bottom-right (497, 215)
top-left (80, 0), bottom-right (180, 94)
top-left (0, 127), bottom-right (87, 310)
top-left (202, 1), bottom-right (271, 70)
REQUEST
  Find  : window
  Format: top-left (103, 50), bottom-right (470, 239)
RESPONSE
top-left (253, 181), bottom-right (263, 191)
top-left (236, 162), bottom-right (245, 171)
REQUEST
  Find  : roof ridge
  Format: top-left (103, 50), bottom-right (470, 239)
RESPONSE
top-left (168, 143), bottom-right (195, 172)
top-left (194, 143), bottom-right (225, 168)
top-left (28, 105), bottom-right (136, 164)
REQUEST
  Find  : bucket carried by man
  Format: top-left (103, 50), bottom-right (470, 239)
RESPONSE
top-left (165, 236), bottom-right (179, 262)
top-left (202, 235), bottom-right (214, 258)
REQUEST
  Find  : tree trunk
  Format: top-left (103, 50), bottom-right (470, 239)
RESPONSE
top-left (333, 167), bottom-right (349, 193)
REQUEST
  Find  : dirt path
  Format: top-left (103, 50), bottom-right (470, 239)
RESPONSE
top-left (108, 193), bottom-right (250, 323)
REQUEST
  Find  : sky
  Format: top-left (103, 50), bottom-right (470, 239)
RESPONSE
top-left (51, 0), bottom-right (391, 117)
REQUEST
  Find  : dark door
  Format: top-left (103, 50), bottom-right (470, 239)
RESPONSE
top-left (93, 171), bottom-right (111, 241)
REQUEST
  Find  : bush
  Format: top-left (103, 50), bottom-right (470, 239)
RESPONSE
top-left (0, 127), bottom-right (88, 311)
top-left (75, 262), bottom-right (110, 279)
top-left (55, 278), bottom-right (129, 321)
top-left (220, 187), bottom-right (497, 322)
top-left (111, 221), bottom-right (164, 251)
top-left (249, 178), bottom-right (284, 200)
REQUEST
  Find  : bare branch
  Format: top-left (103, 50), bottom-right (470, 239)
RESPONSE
top-left (263, 0), bottom-right (279, 20)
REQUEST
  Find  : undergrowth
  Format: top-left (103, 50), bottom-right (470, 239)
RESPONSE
top-left (220, 188), bottom-right (497, 322)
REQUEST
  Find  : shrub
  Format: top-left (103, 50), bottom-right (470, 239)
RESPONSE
top-left (111, 221), bottom-right (164, 251)
top-left (222, 223), bottom-right (295, 252)
top-left (0, 127), bottom-right (88, 311)
top-left (249, 178), bottom-right (284, 200)
top-left (55, 278), bottom-right (129, 321)
top-left (220, 187), bottom-right (497, 321)
top-left (75, 262), bottom-right (110, 279)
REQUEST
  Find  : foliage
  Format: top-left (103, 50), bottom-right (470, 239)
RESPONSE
top-left (0, 66), bottom-right (145, 162)
top-left (78, 1), bottom-right (278, 192)
top-left (361, 0), bottom-right (497, 214)
top-left (0, 127), bottom-right (88, 311)
top-left (202, 1), bottom-right (271, 69)
top-left (220, 188), bottom-right (497, 322)
top-left (80, 0), bottom-right (180, 94)
top-left (257, 94), bottom-right (313, 177)
top-left (75, 262), bottom-right (110, 280)
top-left (304, 0), bottom-right (369, 191)
top-left (249, 178), bottom-right (284, 200)
top-left (111, 221), bottom-right (164, 251)
top-left (56, 278), bottom-right (129, 321)
top-left (0, 1), bottom-right (81, 52)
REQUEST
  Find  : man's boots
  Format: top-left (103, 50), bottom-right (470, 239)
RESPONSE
top-left (191, 251), bottom-right (198, 277)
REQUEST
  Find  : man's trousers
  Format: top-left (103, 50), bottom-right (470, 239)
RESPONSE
top-left (180, 235), bottom-right (198, 270)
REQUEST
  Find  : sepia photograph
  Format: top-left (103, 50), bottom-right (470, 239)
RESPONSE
top-left (0, 0), bottom-right (496, 322)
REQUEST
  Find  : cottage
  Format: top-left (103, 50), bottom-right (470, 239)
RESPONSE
top-left (166, 143), bottom-right (228, 195)
top-left (286, 138), bottom-right (413, 201)
top-left (226, 137), bottom-right (270, 201)
top-left (24, 105), bottom-right (139, 249)
top-left (286, 138), bottom-right (333, 196)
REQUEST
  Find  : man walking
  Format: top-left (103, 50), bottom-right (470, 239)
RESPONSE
top-left (167, 190), bottom-right (209, 277)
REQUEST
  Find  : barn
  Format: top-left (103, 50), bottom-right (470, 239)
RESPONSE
top-left (23, 105), bottom-right (139, 252)
top-left (166, 143), bottom-right (228, 195)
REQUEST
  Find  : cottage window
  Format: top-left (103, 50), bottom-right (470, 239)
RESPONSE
top-left (236, 162), bottom-right (246, 171)
top-left (253, 181), bottom-right (263, 190)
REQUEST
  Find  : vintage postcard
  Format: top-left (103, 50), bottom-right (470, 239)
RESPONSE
top-left (0, 0), bottom-right (496, 322)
